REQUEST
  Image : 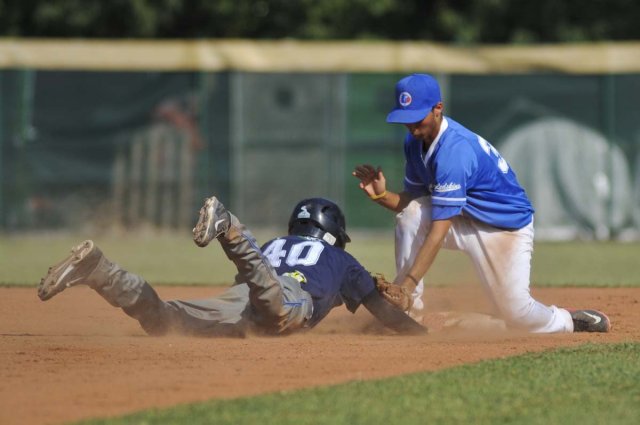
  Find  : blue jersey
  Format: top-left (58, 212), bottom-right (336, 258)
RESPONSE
top-left (261, 235), bottom-right (375, 327)
top-left (403, 117), bottom-right (534, 229)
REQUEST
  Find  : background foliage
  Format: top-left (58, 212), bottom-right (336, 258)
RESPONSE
top-left (1, 0), bottom-right (639, 42)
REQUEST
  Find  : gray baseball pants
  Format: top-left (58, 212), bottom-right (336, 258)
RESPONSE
top-left (88, 214), bottom-right (313, 336)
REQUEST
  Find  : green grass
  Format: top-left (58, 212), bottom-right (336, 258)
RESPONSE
top-left (78, 342), bottom-right (640, 425)
top-left (530, 241), bottom-right (640, 287)
top-left (2, 232), bottom-right (639, 287)
top-left (0, 232), bottom-right (236, 286)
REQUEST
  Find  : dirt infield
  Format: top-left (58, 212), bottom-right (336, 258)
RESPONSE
top-left (1, 285), bottom-right (639, 425)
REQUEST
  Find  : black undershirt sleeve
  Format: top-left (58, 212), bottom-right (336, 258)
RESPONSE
top-left (361, 289), bottom-right (427, 335)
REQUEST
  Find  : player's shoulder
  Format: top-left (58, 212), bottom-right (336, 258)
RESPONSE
top-left (440, 118), bottom-right (483, 157)
top-left (432, 120), bottom-right (479, 172)
top-left (338, 247), bottom-right (361, 263)
top-left (318, 243), bottom-right (364, 270)
top-left (443, 117), bottom-right (479, 145)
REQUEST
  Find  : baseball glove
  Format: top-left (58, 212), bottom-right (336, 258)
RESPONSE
top-left (371, 273), bottom-right (413, 312)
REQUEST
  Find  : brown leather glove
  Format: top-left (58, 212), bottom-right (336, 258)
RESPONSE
top-left (371, 273), bottom-right (413, 312)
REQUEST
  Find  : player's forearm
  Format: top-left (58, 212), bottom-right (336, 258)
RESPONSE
top-left (361, 290), bottom-right (427, 335)
top-left (371, 190), bottom-right (412, 213)
top-left (401, 219), bottom-right (452, 290)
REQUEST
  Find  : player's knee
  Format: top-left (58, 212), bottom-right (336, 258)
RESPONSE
top-left (249, 286), bottom-right (288, 323)
top-left (122, 304), bottom-right (171, 336)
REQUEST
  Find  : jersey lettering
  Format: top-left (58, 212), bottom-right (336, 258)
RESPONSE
top-left (263, 239), bottom-right (325, 268)
top-left (286, 240), bottom-right (324, 266)
top-left (262, 239), bottom-right (287, 267)
top-left (477, 136), bottom-right (509, 173)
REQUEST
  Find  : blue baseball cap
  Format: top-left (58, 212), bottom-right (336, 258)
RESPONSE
top-left (386, 74), bottom-right (442, 124)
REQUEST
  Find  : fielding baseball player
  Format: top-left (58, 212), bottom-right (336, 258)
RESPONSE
top-left (352, 73), bottom-right (610, 333)
top-left (38, 196), bottom-right (425, 336)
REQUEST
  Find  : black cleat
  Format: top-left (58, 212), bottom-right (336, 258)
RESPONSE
top-left (570, 309), bottom-right (611, 333)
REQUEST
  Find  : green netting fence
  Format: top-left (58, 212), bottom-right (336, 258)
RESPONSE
top-left (1, 42), bottom-right (639, 240)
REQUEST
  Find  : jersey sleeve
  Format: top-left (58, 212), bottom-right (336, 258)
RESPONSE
top-left (340, 259), bottom-right (376, 313)
top-left (430, 141), bottom-right (476, 217)
top-left (431, 204), bottom-right (463, 220)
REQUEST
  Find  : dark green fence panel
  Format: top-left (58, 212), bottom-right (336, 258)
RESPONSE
top-left (1, 70), bottom-right (639, 239)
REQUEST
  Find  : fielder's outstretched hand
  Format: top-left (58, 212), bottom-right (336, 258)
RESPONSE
top-left (352, 164), bottom-right (386, 198)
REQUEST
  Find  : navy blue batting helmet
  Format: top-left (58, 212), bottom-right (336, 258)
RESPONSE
top-left (288, 198), bottom-right (351, 248)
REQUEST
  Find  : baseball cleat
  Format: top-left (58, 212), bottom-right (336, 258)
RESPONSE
top-left (569, 309), bottom-right (611, 333)
top-left (37, 240), bottom-right (104, 301)
top-left (193, 196), bottom-right (230, 247)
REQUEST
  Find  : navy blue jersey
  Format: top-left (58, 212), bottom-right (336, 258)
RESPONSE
top-left (403, 117), bottom-right (534, 229)
top-left (261, 235), bottom-right (375, 327)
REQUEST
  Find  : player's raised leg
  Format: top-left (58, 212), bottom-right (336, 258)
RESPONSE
top-left (193, 196), bottom-right (311, 333)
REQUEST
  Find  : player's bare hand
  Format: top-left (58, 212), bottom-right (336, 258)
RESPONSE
top-left (352, 164), bottom-right (386, 197)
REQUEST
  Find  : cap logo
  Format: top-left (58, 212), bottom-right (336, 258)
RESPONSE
top-left (399, 91), bottom-right (412, 107)
top-left (297, 206), bottom-right (311, 219)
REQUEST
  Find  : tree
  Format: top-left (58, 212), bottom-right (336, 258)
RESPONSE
top-left (0, 0), bottom-right (638, 43)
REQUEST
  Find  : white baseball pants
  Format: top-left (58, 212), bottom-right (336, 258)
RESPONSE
top-left (394, 197), bottom-right (574, 333)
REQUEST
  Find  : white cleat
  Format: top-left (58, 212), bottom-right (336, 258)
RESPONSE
top-left (38, 240), bottom-right (103, 301)
top-left (192, 196), bottom-right (230, 247)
